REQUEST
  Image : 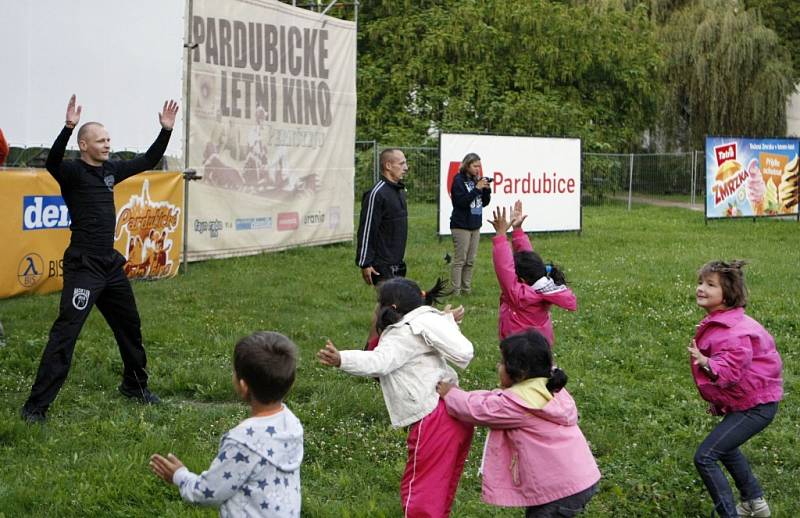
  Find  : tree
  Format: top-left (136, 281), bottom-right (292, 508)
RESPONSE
top-left (660, 0), bottom-right (794, 148)
top-left (744, 0), bottom-right (800, 79)
top-left (356, 0), bottom-right (663, 150)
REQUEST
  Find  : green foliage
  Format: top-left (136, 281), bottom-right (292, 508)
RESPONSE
top-left (659, 0), bottom-right (794, 148)
top-left (1, 203), bottom-right (798, 516)
top-left (357, 0), bottom-right (663, 151)
top-left (744, 0), bottom-right (800, 76)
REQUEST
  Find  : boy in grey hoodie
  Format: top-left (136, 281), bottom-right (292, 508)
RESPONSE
top-left (150, 332), bottom-right (303, 517)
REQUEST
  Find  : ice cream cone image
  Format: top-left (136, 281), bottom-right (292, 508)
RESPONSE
top-left (779, 155), bottom-right (799, 214)
top-left (745, 159), bottom-right (766, 216)
top-left (765, 179), bottom-right (780, 214)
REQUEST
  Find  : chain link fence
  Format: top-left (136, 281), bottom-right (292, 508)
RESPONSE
top-left (355, 144), bottom-right (706, 210)
top-left (7, 141), bottom-right (705, 211)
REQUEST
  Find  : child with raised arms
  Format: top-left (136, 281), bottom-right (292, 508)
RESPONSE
top-left (317, 278), bottom-right (474, 518)
top-left (491, 201), bottom-right (576, 345)
top-left (150, 332), bottom-right (303, 517)
top-left (437, 329), bottom-right (600, 517)
top-left (688, 260), bottom-right (782, 517)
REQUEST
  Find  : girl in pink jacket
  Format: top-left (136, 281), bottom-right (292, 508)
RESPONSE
top-left (437, 329), bottom-right (600, 517)
top-left (688, 260), bottom-right (782, 518)
top-left (490, 202), bottom-right (576, 345)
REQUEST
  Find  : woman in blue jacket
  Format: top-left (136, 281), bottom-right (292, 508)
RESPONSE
top-left (449, 153), bottom-right (491, 295)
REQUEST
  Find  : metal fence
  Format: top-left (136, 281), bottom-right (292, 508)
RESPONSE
top-left (7, 141), bottom-right (706, 211)
top-left (355, 144), bottom-right (706, 210)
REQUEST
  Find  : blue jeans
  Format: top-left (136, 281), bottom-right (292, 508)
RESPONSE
top-left (694, 402), bottom-right (778, 517)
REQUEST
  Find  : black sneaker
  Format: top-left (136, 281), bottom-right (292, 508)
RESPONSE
top-left (118, 384), bottom-right (161, 404)
top-left (21, 406), bottom-right (47, 424)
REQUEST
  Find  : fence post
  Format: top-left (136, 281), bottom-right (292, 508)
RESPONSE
top-left (627, 153), bottom-right (634, 211)
top-left (373, 141), bottom-right (379, 182)
top-left (690, 150), bottom-right (697, 207)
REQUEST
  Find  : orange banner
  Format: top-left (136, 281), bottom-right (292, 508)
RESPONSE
top-left (0, 169), bottom-right (184, 299)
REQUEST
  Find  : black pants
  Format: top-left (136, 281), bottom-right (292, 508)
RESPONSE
top-left (370, 262), bottom-right (407, 286)
top-left (23, 247), bottom-right (149, 412)
top-left (525, 483), bottom-right (599, 517)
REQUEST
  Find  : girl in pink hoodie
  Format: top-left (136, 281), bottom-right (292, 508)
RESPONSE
top-left (437, 329), bottom-right (600, 517)
top-left (490, 202), bottom-right (576, 345)
top-left (688, 260), bottom-right (783, 518)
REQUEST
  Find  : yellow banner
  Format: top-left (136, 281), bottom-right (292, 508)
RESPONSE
top-left (0, 169), bottom-right (184, 299)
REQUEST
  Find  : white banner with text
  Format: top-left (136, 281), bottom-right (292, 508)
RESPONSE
top-left (187, 0), bottom-right (356, 260)
top-left (438, 133), bottom-right (581, 235)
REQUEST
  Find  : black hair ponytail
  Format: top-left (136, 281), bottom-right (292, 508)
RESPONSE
top-left (375, 277), bottom-right (446, 334)
top-left (499, 330), bottom-right (570, 394)
top-left (547, 263), bottom-right (567, 286)
top-left (422, 278), bottom-right (447, 306)
top-left (546, 367), bottom-right (568, 393)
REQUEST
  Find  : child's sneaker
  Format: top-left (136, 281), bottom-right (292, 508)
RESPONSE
top-left (736, 497), bottom-right (770, 517)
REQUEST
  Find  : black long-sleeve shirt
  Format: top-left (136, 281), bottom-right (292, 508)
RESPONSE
top-left (46, 125), bottom-right (172, 254)
top-left (355, 176), bottom-right (407, 268)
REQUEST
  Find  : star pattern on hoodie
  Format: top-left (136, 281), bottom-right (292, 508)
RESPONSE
top-left (234, 452), bottom-right (249, 463)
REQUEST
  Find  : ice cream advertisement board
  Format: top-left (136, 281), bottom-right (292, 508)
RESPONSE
top-left (705, 137), bottom-right (799, 218)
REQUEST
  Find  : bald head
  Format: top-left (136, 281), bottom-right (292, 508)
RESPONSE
top-left (77, 122), bottom-right (104, 143)
top-left (380, 148), bottom-right (408, 183)
top-left (77, 122), bottom-right (111, 166)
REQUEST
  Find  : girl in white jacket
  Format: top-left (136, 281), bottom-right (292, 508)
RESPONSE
top-left (318, 278), bottom-right (474, 518)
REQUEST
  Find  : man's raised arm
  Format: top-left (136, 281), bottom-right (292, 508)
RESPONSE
top-left (45, 95), bottom-right (82, 176)
top-left (116, 100), bottom-right (179, 179)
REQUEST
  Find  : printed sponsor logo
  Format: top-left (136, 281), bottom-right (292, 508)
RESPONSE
top-left (23, 196), bottom-right (71, 230)
top-left (277, 212), bottom-right (299, 231)
top-left (446, 161), bottom-right (460, 197)
top-left (328, 207), bottom-right (341, 229)
top-left (115, 180), bottom-right (182, 279)
top-left (235, 217), bottom-right (273, 231)
top-left (17, 253), bottom-right (44, 288)
top-left (72, 288), bottom-right (90, 310)
top-left (303, 210), bottom-right (325, 225)
top-left (194, 219), bottom-right (224, 238)
top-left (714, 143), bottom-right (737, 166)
top-left (104, 175), bottom-right (115, 191)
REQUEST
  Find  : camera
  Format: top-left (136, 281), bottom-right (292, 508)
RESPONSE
top-left (482, 177), bottom-right (494, 183)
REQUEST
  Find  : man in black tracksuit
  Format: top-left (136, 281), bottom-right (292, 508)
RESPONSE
top-left (356, 148), bottom-right (409, 286)
top-left (21, 95), bottom-right (179, 423)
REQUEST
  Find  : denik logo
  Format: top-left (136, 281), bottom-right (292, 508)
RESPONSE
top-left (72, 288), bottom-right (91, 310)
top-left (23, 196), bottom-right (71, 230)
top-left (17, 253), bottom-right (44, 288)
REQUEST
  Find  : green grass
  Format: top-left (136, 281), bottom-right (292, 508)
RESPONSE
top-left (1, 203), bottom-right (798, 517)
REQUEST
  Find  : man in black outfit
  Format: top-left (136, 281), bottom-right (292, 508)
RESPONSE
top-left (355, 148), bottom-right (409, 286)
top-left (21, 95), bottom-right (178, 423)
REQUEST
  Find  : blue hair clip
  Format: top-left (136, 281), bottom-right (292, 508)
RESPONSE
top-left (545, 264), bottom-right (552, 274)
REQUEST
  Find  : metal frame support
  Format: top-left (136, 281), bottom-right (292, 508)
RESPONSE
top-left (181, 169), bottom-right (202, 273)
